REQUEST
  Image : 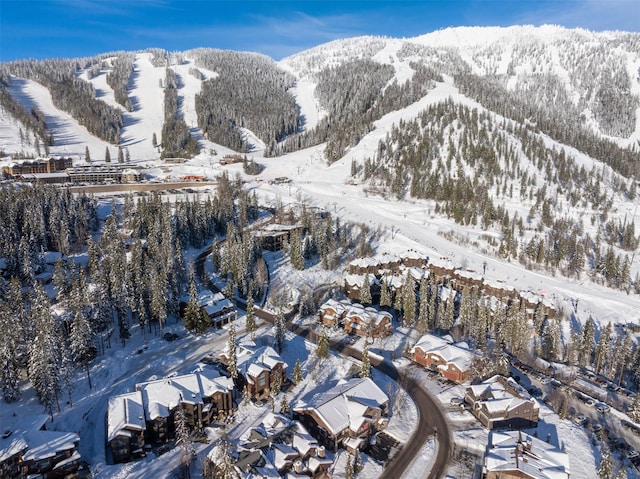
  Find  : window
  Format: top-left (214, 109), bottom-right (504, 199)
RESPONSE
top-left (258, 373), bottom-right (267, 388)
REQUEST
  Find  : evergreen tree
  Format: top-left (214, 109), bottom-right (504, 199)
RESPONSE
top-left (274, 309), bottom-right (285, 353)
top-left (118, 146), bottom-right (124, 163)
top-left (227, 323), bottom-right (238, 380)
top-left (353, 449), bottom-right (364, 473)
top-left (28, 285), bottom-right (62, 418)
top-left (580, 317), bottom-right (596, 367)
top-left (279, 394), bottom-right (290, 415)
top-left (271, 370), bottom-right (281, 397)
top-left (175, 408), bottom-right (194, 479)
top-left (360, 340), bottom-right (371, 378)
top-left (345, 452), bottom-right (354, 479)
top-left (105, 146), bottom-right (111, 163)
top-left (152, 132), bottom-right (158, 148)
top-left (245, 292), bottom-right (256, 340)
top-left (360, 274), bottom-right (372, 306)
top-left (628, 393), bottom-right (640, 422)
top-left (598, 446), bottom-right (614, 479)
top-left (207, 440), bottom-right (239, 479)
top-left (184, 274), bottom-right (203, 332)
top-left (401, 273), bottom-right (416, 327)
top-left (0, 302), bottom-right (21, 402)
top-left (69, 271), bottom-right (96, 389)
top-left (85, 146), bottom-right (91, 163)
top-left (594, 322), bottom-right (612, 375)
top-left (417, 279), bottom-right (429, 334)
top-left (292, 358), bottom-right (303, 384)
top-left (380, 276), bottom-right (392, 309)
top-left (290, 228), bottom-right (305, 270)
top-left (316, 327), bottom-right (330, 358)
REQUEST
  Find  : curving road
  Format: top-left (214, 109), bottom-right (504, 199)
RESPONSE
top-left (195, 246), bottom-right (451, 478)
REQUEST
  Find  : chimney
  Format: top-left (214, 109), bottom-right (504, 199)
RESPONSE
top-left (294, 460), bottom-right (303, 474)
top-left (317, 445), bottom-right (326, 458)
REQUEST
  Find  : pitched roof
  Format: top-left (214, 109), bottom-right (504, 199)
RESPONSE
top-left (236, 345), bottom-right (287, 382)
top-left (485, 430), bottom-right (570, 479)
top-left (107, 391), bottom-right (146, 442)
top-left (294, 377), bottom-right (388, 436)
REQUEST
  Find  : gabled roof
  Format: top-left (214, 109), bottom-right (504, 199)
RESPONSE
top-left (22, 430), bottom-right (79, 461)
top-left (294, 377), bottom-right (388, 436)
top-left (467, 375), bottom-right (538, 416)
top-left (236, 345), bottom-right (287, 382)
top-left (485, 430), bottom-right (570, 479)
top-left (107, 391), bottom-right (146, 441)
top-left (136, 369), bottom-right (234, 421)
top-left (0, 414), bottom-right (49, 463)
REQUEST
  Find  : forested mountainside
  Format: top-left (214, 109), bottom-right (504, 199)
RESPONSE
top-left (1, 26), bottom-right (638, 162)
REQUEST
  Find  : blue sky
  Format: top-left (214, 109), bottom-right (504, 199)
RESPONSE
top-left (1, 0), bottom-right (638, 62)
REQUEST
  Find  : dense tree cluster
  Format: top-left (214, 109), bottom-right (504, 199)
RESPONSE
top-left (1, 56), bottom-right (123, 143)
top-left (358, 99), bottom-right (639, 292)
top-left (192, 48), bottom-right (299, 152)
top-left (0, 81), bottom-right (51, 151)
top-left (161, 68), bottom-right (199, 158)
top-left (0, 179), bottom-right (257, 410)
top-left (106, 52), bottom-right (135, 111)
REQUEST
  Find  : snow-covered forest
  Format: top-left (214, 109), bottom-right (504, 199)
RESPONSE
top-left (1, 24), bottom-right (640, 479)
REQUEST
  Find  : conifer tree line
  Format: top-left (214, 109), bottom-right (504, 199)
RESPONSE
top-left (161, 68), bottom-right (199, 158)
top-left (357, 99), bottom-right (640, 293)
top-left (271, 58), bottom-right (442, 161)
top-left (0, 81), bottom-right (51, 152)
top-left (0, 177), bottom-right (255, 411)
top-left (355, 260), bottom-right (640, 391)
top-left (1, 56), bottom-right (124, 143)
top-left (105, 52), bottom-right (135, 111)
top-left (191, 48), bottom-right (300, 152)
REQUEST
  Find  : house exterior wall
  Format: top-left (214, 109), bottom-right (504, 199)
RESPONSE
top-left (485, 470), bottom-right (538, 479)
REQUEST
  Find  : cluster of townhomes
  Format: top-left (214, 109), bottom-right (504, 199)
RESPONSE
top-left (409, 333), bottom-right (568, 478)
top-left (106, 329), bottom-right (391, 474)
top-left (342, 251), bottom-right (556, 321)
top-left (318, 299), bottom-right (393, 338)
top-left (205, 377), bottom-right (389, 477)
top-left (107, 364), bottom-right (235, 463)
top-left (107, 341), bottom-right (288, 463)
top-left (0, 414), bottom-right (84, 478)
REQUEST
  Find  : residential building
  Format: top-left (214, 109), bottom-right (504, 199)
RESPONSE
top-left (179, 290), bottom-right (237, 328)
top-left (0, 414), bottom-right (82, 478)
top-left (465, 375), bottom-right (539, 430)
top-left (317, 298), bottom-right (349, 327)
top-left (483, 430), bottom-right (570, 479)
top-left (411, 334), bottom-right (475, 383)
top-left (107, 391), bottom-right (146, 464)
top-left (221, 344), bottom-right (288, 401)
top-left (136, 367), bottom-right (235, 443)
top-left (254, 224), bottom-right (302, 251)
top-left (294, 377), bottom-right (389, 451)
top-left (343, 304), bottom-right (392, 338)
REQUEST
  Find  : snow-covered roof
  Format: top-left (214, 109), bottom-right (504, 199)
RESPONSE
top-left (0, 414), bottom-right (49, 463)
top-left (345, 305), bottom-right (391, 328)
top-left (135, 369), bottom-right (233, 423)
top-left (319, 298), bottom-right (347, 315)
top-left (413, 334), bottom-right (475, 373)
top-left (344, 273), bottom-right (380, 288)
top-left (412, 333), bottom-right (451, 353)
top-left (22, 430), bottom-right (80, 462)
top-left (236, 345), bottom-right (287, 381)
top-left (453, 269), bottom-right (483, 281)
top-left (468, 375), bottom-right (537, 416)
top-left (107, 391), bottom-right (146, 442)
top-left (294, 377), bottom-right (388, 436)
top-left (485, 430), bottom-right (570, 479)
